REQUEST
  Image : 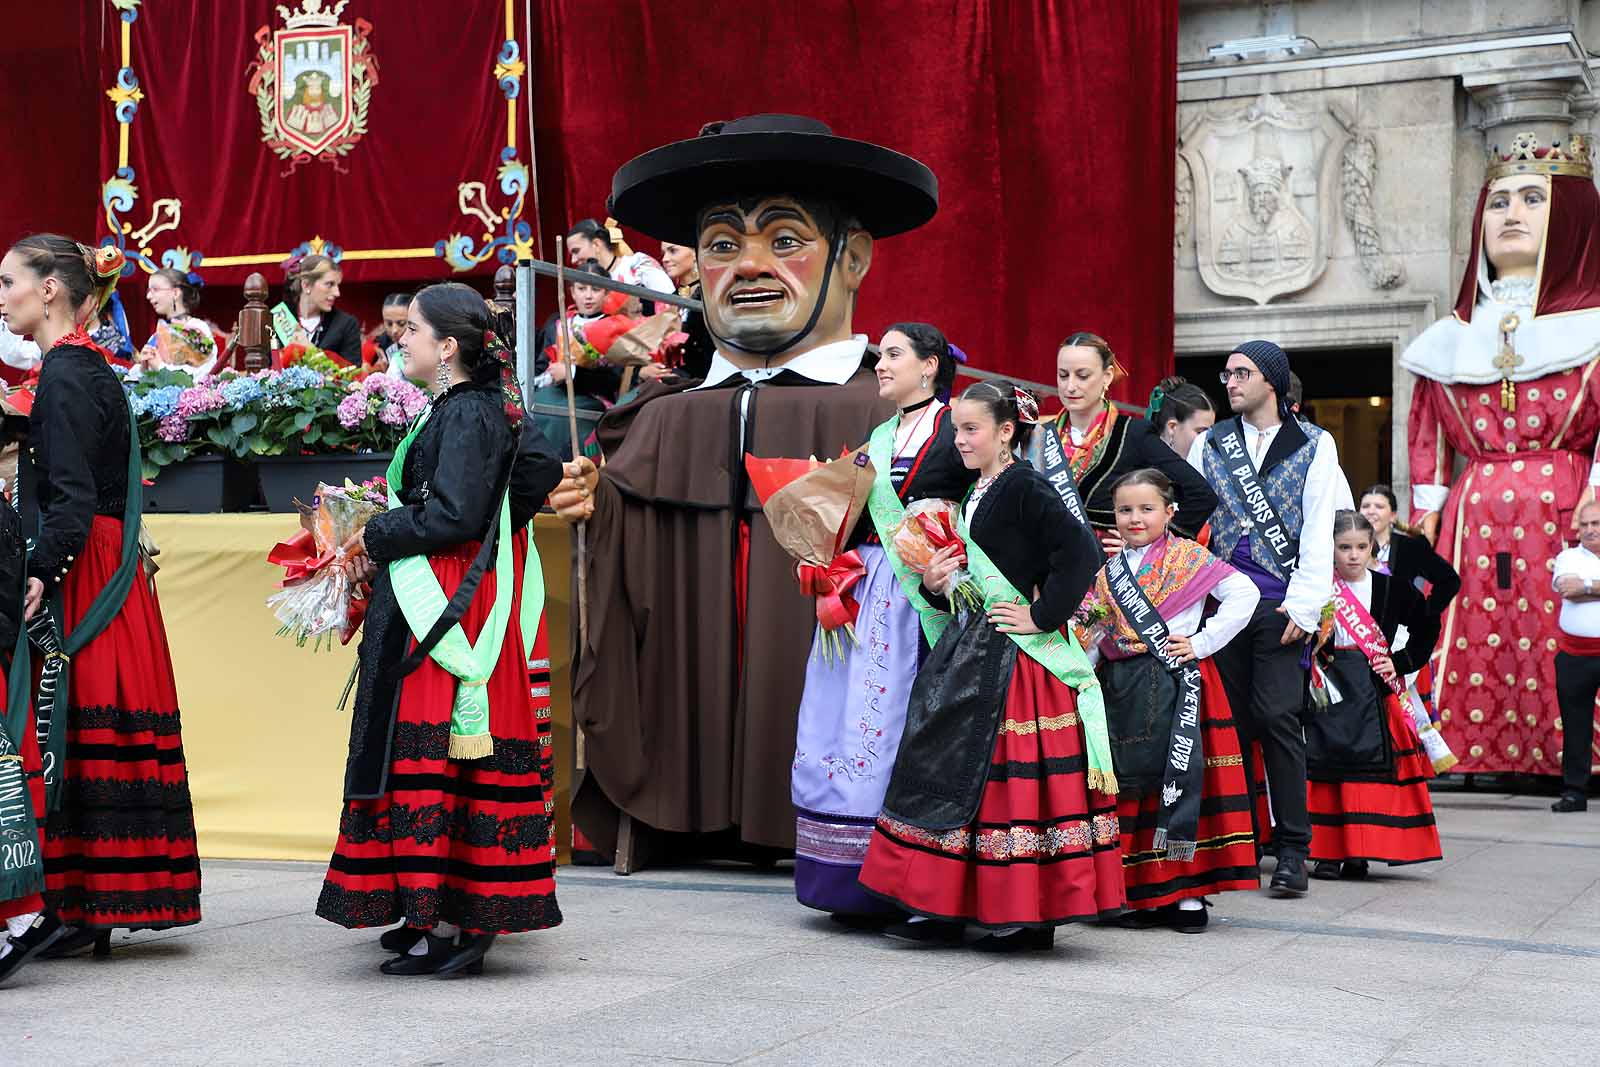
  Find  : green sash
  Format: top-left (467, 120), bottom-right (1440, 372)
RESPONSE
top-left (0, 620), bottom-right (42, 902)
top-left (384, 406), bottom-right (544, 760)
top-left (864, 417), bottom-right (952, 647)
top-left (5, 395), bottom-right (144, 816)
top-left (955, 498), bottom-right (1118, 795)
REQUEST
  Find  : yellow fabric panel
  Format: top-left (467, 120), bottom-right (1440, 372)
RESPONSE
top-left (141, 513), bottom-right (573, 863)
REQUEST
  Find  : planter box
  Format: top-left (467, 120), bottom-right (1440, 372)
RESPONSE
top-left (256, 453), bottom-right (393, 513)
top-left (143, 454), bottom-right (258, 514)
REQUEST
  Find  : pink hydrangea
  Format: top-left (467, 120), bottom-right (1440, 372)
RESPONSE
top-left (363, 374), bottom-right (389, 396)
top-left (390, 380), bottom-right (428, 419)
top-left (336, 391), bottom-right (369, 429)
top-left (157, 414), bottom-right (188, 442)
top-left (378, 401), bottom-right (408, 426)
top-left (175, 383), bottom-right (226, 419)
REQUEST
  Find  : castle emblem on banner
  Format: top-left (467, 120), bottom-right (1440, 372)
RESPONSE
top-left (246, 0), bottom-right (379, 174)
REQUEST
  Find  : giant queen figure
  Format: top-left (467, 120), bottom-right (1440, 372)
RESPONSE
top-left (1401, 132), bottom-right (1600, 777)
top-left (551, 116), bottom-right (938, 864)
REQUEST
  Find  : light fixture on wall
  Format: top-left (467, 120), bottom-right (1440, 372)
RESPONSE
top-left (1368, 396), bottom-right (1384, 408)
top-left (1206, 35), bottom-right (1318, 61)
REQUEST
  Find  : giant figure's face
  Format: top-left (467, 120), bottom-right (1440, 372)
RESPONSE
top-left (1484, 174), bottom-right (1550, 279)
top-left (696, 195), bottom-right (872, 364)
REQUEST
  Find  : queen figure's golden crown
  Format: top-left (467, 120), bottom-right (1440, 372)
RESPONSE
top-left (1486, 131), bottom-right (1594, 181)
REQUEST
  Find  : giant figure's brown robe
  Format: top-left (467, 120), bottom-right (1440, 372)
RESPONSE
top-left (572, 364), bottom-right (892, 854)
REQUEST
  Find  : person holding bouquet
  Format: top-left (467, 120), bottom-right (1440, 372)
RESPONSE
top-left (317, 282), bottom-right (562, 977)
top-left (0, 233), bottom-right (200, 961)
top-left (859, 380), bottom-right (1121, 951)
top-left (1303, 511), bottom-right (1444, 879)
top-left (1074, 469), bottom-right (1261, 933)
top-left (789, 323), bottom-right (975, 920)
top-left (138, 268), bottom-right (216, 378)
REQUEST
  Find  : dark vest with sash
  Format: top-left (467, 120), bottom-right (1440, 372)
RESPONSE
top-left (1203, 415), bottom-right (1323, 583)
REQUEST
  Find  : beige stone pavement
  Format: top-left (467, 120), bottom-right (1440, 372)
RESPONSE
top-left (5, 787), bottom-right (1598, 1066)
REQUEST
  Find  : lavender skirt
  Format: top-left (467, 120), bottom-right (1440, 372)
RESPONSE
top-left (791, 545), bottom-right (922, 914)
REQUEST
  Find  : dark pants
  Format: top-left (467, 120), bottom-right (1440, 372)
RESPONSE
top-left (1212, 596), bottom-right (1311, 857)
top-left (1555, 651), bottom-right (1600, 795)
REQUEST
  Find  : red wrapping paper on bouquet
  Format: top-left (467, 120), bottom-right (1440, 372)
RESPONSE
top-left (745, 450), bottom-right (877, 662)
top-left (264, 478), bottom-right (388, 649)
top-left (889, 498), bottom-right (981, 611)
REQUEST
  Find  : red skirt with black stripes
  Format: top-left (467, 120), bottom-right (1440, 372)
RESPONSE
top-left (1307, 692), bottom-right (1441, 866)
top-left (1116, 658), bottom-right (1260, 908)
top-left (859, 654), bottom-right (1126, 928)
top-left (43, 516), bottom-right (201, 930)
top-left (316, 535), bottom-right (561, 935)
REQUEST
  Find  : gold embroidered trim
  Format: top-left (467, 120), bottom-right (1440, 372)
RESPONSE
top-left (1204, 754), bottom-right (1244, 768)
top-left (999, 712), bottom-right (1080, 735)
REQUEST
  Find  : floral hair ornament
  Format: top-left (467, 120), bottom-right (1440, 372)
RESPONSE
top-left (186, 270), bottom-right (206, 290)
top-left (1013, 386), bottom-right (1040, 425)
top-left (281, 252), bottom-right (306, 276)
top-left (482, 329), bottom-right (525, 429)
top-left (77, 243), bottom-right (127, 314)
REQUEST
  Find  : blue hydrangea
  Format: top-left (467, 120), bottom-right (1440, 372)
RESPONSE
top-left (276, 366), bottom-right (324, 392)
top-left (220, 376), bottom-right (264, 411)
top-left (140, 385), bottom-right (185, 420)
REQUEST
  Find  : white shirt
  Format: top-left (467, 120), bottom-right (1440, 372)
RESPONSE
top-left (610, 252), bottom-right (675, 296)
top-left (1552, 544), bottom-right (1600, 638)
top-left (1186, 414), bottom-right (1351, 633)
top-left (694, 335), bottom-right (868, 391)
top-left (0, 321), bottom-right (41, 370)
top-left (1115, 540), bottom-right (1261, 661)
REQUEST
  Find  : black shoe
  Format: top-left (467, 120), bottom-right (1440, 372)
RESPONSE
top-left (378, 924), bottom-right (427, 954)
top-left (1341, 860), bottom-right (1370, 880)
top-left (972, 926), bottom-right (1055, 953)
top-left (882, 918), bottom-right (964, 946)
top-left (1270, 855), bottom-right (1309, 896)
top-left (1552, 793), bottom-right (1588, 813)
top-left (39, 927), bottom-right (110, 960)
top-left (379, 932), bottom-right (458, 976)
top-left (436, 933), bottom-right (496, 978)
top-left (1311, 860), bottom-right (1342, 881)
top-left (1170, 901), bottom-right (1209, 934)
top-left (1116, 905), bottom-right (1174, 929)
top-left (0, 913), bottom-right (67, 987)
top-left (828, 912), bottom-right (901, 932)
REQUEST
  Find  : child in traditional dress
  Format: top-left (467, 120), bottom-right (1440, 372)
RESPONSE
top-left (1076, 469), bottom-right (1261, 932)
top-left (858, 379), bottom-right (1122, 952)
top-left (1305, 511), bottom-right (1444, 879)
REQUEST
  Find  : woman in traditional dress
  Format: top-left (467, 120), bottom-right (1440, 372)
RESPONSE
top-left (791, 323), bottom-right (974, 920)
top-left (319, 282), bottom-right (563, 976)
top-left (1147, 375), bottom-right (1216, 461)
top-left (283, 253), bottom-right (361, 366)
top-left (1305, 511), bottom-right (1444, 879)
top-left (659, 240), bottom-right (713, 381)
top-left (859, 380), bottom-right (1122, 951)
top-left (0, 233), bottom-right (200, 964)
top-left (137, 268), bottom-right (216, 377)
top-left (1043, 332), bottom-right (1217, 554)
top-left (1075, 469), bottom-right (1260, 932)
top-left (565, 217), bottom-right (675, 304)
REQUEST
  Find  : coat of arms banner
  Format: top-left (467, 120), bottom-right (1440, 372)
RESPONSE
top-left (96, 0), bottom-right (535, 285)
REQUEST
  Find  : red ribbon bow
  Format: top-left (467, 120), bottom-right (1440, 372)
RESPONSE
top-left (795, 551), bottom-right (868, 633)
top-left (914, 510), bottom-right (966, 558)
top-left (266, 529), bottom-right (368, 643)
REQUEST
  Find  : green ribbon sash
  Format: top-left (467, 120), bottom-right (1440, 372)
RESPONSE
top-left (0, 624), bottom-right (42, 902)
top-left (955, 500), bottom-right (1118, 795)
top-left (864, 417), bottom-right (952, 647)
top-left (384, 406), bottom-right (543, 760)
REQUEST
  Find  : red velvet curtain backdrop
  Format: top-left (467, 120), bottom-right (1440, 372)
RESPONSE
top-left (92, 0), bottom-right (534, 341)
top-left (528, 0), bottom-right (1176, 402)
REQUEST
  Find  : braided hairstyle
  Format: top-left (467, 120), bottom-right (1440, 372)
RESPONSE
top-left (411, 282), bottom-right (524, 427)
top-left (8, 233), bottom-right (124, 325)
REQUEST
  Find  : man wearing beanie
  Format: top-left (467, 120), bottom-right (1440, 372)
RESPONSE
top-left (1186, 340), bottom-right (1351, 896)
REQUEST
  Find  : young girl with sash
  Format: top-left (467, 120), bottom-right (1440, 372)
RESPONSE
top-left (1075, 469), bottom-right (1260, 933)
top-left (0, 234), bottom-right (198, 969)
top-left (859, 380), bottom-right (1121, 952)
top-left (791, 324), bottom-right (974, 919)
top-left (318, 283), bottom-right (563, 977)
top-left (1305, 511), bottom-right (1443, 880)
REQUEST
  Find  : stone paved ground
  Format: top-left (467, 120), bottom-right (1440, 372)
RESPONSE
top-left (6, 788), bottom-right (1598, 1066)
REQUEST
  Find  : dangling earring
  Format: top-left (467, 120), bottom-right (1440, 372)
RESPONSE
top-left (435, 358), bottom-right (453, 392)
top-left (919, 374), bottom-right (930, 392)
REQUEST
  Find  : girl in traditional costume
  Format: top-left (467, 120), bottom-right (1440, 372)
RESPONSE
top-left (138, 268), bottom-right (216, 377)
top-left (1304, 511), bottom-right (1444, 879)
top-left (531, 260), bottom-right (617, 458)
top-left (283, 253), bottom-right (361, 366)
top-left (790, 323), bottom-right (974, 919)
top-left (0, 234), bottom-right (199, 966)
top-left (318, 282), bottom-right (563, 976)
top-left (859, 380), bottom-right (1122, 951)
top-left (1040, 333), bottom-right (1217, 555)
top-left (1075, 469), bottom-right (1260, 932)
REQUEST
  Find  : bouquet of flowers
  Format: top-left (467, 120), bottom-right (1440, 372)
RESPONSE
top-left (745, 450), bottom-right (877, 663)
top-left (265, 477), bottom-right (389, 650)
top-left (890, 499), bottom-right (982, 611)
top-left (1306, 599), bottom-right (1343, 710)
top-left (154, 320), bottom-right (216, 367)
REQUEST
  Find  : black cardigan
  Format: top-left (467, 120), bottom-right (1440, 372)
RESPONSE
top-left (1386, 531), bottom-right (1461, 618)
top-left (307, 307), bottom-right (363, 366)
top-left (1364, 569), bottom-right (1447, 678)
top-left (1066, 412), bottom-right (1217, 537)
top-left (25, 344), bottom-right (130, 589)
top-left (923, 461), bottom-right (1102, 633)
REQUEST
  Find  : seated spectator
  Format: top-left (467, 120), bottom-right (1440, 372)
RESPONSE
top-left (359, 292), bottom-right (411, 377)
top-left (139, 268), bottom-right (217, 377)
top-left (530, 259), bottom-right (621, 458)
top-left (566, 217), bottom-right (673, 312)
top-left (660, 240), bottom-right (713, 381)
top-left (283, 253), bottom-right (361, 365)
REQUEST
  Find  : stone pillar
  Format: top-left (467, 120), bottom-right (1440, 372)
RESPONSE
top-left (1465, 76), bottom-right (1586, 150)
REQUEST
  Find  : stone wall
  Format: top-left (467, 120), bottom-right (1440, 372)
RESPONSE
top-left (1175, 0), bottom-right (1598, 509)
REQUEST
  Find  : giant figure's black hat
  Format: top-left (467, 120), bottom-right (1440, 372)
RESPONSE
top-left (608, 114), bottom-right (939, 245)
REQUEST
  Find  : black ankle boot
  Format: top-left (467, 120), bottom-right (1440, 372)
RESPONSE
top-left (436, 933), bottom-right (496, 977)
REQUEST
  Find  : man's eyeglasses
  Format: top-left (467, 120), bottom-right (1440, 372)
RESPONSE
top-left (1218, 368), bottom-right (1257, 385)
